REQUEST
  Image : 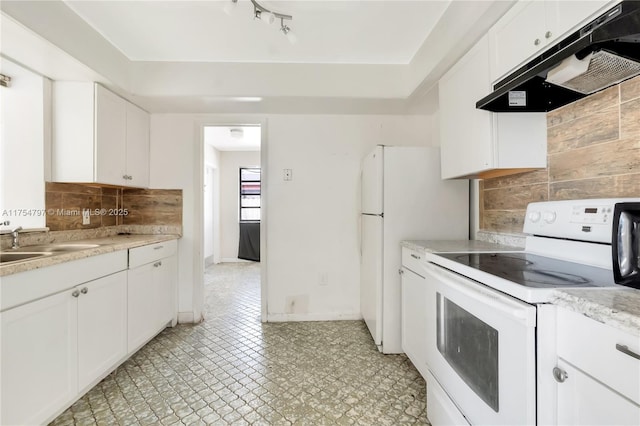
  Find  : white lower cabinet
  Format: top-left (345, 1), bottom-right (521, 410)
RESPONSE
top-left (1, 290), bottom-right (78, 426)
top-left (400, 248), bottom-right (428, 378)
top-left (552, 306), bottom-right (640, 425)
top-left (0, 270), bottom-right (127, 425)
top-left (0, 239), bottom-right (178, 425)
top-left (77, 271), bottom-right (128, 391)
top-left (556, 359), bottom-right (640, 425)
top-left (127, 240), bottom-right (178, 354)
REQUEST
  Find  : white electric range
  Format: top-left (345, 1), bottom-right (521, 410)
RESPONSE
top-left (420, 198), bottom-right (638, 426)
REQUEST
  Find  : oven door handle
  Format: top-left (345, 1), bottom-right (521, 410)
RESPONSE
top-left (424, 262), bottom-right (536, 327)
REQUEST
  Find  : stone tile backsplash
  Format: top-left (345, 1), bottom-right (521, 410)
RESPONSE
top-left (480, 75), bottom-right (640, 233)
top-left (45, 182), bottom-right (182, 231)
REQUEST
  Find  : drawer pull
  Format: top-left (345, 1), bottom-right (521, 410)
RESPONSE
top-left (552, 367), bottom-right (568, 383)
top-left (154, 261), bottom-right (162, 268)
top-left (71, 290), bottom-right (80, 298)
top-left (154, 246), bottom-right (164, 250)
top-left (616, 344), bottom-right (640, 361)
top-left (410, 254), bottom-right (421, 260)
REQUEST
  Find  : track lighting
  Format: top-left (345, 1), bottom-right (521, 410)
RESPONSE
top-left (227, 0), bottom-right (295, 43)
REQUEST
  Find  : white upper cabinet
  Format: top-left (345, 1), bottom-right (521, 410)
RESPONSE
top-left (94, 85), bottom-right (127, 185)
top-left (439, 35), bottom-right (547, 179)
top-left (0, 58), bottom-right (46, 229)
top-left (125, 102), bottom-right (150, 188)
top-left (490, 0), bottom-right (613, 82)
top-left (53, 82), bottom-right (149, 187)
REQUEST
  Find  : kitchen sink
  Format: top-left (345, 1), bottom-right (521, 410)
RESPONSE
top-left (0, 252), bottom-right (53, 264)
top-left (13, 243), bottom-right (101, 253)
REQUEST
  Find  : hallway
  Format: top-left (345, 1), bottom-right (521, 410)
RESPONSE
top-left (51, 262), bottom-right (427, 425)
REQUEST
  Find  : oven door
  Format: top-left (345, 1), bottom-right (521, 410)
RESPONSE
top-left (423, 262), bottom-right (537, 426)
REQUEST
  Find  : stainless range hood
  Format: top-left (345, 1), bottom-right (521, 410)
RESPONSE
top-left (477, 1), bottom-right (640, 112)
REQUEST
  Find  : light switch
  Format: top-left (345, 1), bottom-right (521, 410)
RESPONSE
top-left (82, 209), bottom-right (90, 225)
top-left (283, 169), bottom-right (293, 181)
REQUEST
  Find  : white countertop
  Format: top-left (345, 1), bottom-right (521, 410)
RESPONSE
top-left (552, 289), bottom-right (640, 337)
top-left (0, 234), bottom-right (179, 277)
top-left (401, 239), bottom-right (522, 254)
top-left (402, 239), bottom-right (640, 337)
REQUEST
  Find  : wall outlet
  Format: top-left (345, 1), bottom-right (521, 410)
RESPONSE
top-left (318, 272), bottom-right (328, 286)
top-left (82, 209), bottom-right (90, 225)
top-left (283, 169), bottom-right (293, 181)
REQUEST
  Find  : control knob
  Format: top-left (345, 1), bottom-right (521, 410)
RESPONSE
top-left (527, 211), bottom-right (541, 223)
top-left (543, 211), bottom-right (557, 224)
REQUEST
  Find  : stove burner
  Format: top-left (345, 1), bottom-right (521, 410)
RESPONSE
top-left (523, 270), bottom-right (591, 286)
top-left (456, 254), bottom-right (533, 267)
top-left (439, 252), bottom-right (615, 289)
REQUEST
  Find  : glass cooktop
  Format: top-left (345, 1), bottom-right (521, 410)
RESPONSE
top-left (438, 252), bottom-right (617, 289)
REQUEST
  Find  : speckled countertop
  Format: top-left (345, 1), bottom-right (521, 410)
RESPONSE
top-left (401, 239), bottom-right (522, 254)
top-left (552, 289), bottom-right (640, 336)
top-left (0, 234), bottom-right (179, 277)
top-left (402, 239), bottom-right (640, 336)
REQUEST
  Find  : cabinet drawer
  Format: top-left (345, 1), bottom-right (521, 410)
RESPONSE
top-left (557, 307), bottom-right (640, 405)
top-left (401, 247), bottom-right (426, 276)
top-left (128, 240), bottom-right (177, 268)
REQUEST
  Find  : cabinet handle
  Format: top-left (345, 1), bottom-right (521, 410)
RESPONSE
top-left (80, 287), bottom-right (88, 294)
top-left (399, 269), bottom-right (404, 275)
top-left (552, 367), bottom-right (568, 383)
top-left (71, 289), bottom-right (80, 298)
top-left (616, 344), bottom-right (640, 361)
top-left (534, 38), bottom-right (541, 46)
top-left (545, 31), bottom-right (552, 39)
top-left (154, 261), bottom-right (162, 267)
top-left (410, 254), bottom-right (421, 260)
top-left (153, 246), bottom-right (164, 250)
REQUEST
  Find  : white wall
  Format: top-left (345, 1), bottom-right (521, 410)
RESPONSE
top-left (219, 151), bottom-right (261, 262)
top-left (150, 114), bottom-right (433, 322)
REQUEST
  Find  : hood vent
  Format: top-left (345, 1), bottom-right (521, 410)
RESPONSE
top-left (477, 0), bottom-right (640, 112)
top-left (546, 50), bottom-right (640, 94)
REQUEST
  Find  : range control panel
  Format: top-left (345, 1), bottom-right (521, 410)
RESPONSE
top-left (523, 198), bottom-right (640, 243)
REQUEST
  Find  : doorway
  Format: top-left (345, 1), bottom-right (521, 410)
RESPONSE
top-left (202, 124), bottom-right (264, 316)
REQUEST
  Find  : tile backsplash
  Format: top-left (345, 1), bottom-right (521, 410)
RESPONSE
top-left (480, 75), bottom-right (640, 233)
top-left (45, 182), bottom-right (182, 231)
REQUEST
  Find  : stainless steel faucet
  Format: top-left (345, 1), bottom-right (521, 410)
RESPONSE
top-left (11, 226), bottom-right (23, 249)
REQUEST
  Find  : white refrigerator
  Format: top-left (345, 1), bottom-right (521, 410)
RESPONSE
top-left (360, 145), bottom-right (469, 354)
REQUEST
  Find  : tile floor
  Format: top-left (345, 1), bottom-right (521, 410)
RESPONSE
top-left (50, 262), bottom-right (428, 425)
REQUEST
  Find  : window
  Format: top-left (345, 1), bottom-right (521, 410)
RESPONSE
top-left (240, 168), bottom-right (261, 222)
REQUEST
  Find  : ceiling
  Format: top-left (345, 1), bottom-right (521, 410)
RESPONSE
top-left (1, 1), bottom-right (514, 114)
top-left (64, 1), bottom-right (450, 65)
top-left (205, 125), bottom-right (261, 151)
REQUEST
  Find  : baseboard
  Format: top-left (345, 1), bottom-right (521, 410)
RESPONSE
top-left (267, 312), bottom-right (362, 322)
top-left (177, 311), bottom-right (195, 323)
top-left (221, 257), bottom-right (252, 263)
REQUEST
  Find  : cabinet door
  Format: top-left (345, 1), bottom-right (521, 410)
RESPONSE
top-left (556, 359), bottom-right (640, 425)
top-left (77, 271), bottom-right (128, 391)
top-left (1, 291), bottom-right (78, 426)
top-left (155, 255), bottom-right (177, 329)
top-left (439, 35), bottom-right (493, 179)
top-left (127, 262), bottom-right (157, 353)
top-left (549, 0), bottom-right (611, 44)
top-left (401, 267), bottom-right (428, 378)
top-left (125, 102), bottom-right (150, 188)
top-left (95, 84), bottom-right (127, 185)
top-left (490, 0), bottom-right (546, 82)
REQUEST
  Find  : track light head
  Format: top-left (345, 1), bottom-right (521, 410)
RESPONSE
top-left (239, 0), bottom-right (294, 41)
